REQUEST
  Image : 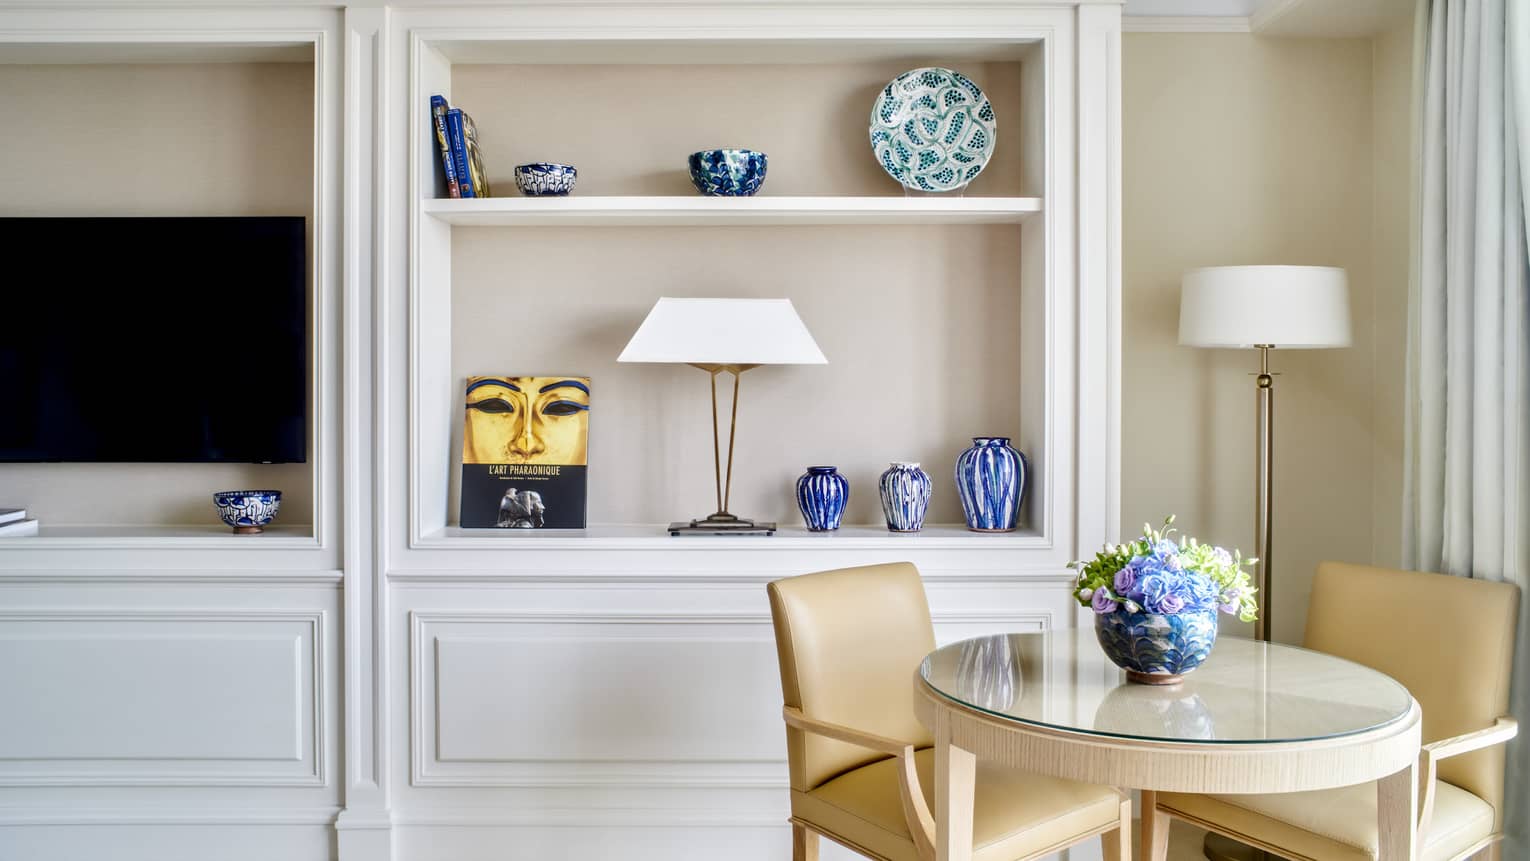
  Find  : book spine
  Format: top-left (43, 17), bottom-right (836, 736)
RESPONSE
top-left (446, 108), bottom-right (475, 198)
top-left (430, 95), bottom-right (460, 199)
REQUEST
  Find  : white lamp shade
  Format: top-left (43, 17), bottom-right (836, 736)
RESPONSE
top-left (1179, 265), bottom-right (1352, 349)
top-left (617, 297), bottom-right (828, 365)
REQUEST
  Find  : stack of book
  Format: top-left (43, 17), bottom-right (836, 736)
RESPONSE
top-left (0, 508), bottom-right (38, 537)
top-left (430, 95), bottom-right (491, 198)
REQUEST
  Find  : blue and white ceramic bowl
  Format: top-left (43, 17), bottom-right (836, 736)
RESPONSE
top-left (1095, 608), bottom-right (1219, 685)
top-left (214, 490), bottom-right (282, 534)
top-left (514, 162), bottom-right (577, 196)
top-left (688, 148), bottom-right (767, 196)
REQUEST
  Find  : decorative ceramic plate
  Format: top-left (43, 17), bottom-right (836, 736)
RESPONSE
top-left (870, 67), bottom-right (997, 192)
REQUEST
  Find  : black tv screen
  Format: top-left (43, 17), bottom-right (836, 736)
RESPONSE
top-left (0, 217), bottom-right (307, 463)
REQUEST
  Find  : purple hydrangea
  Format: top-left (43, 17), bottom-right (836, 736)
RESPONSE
top-left (1108, 547), bottom-right (1220, 616)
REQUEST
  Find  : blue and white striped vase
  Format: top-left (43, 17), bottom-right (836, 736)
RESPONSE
top-left (879, 462), bottom-right (933, 532)
top-left (955, 437), bottom-right (1026, 532)
top-left (796, 466), bottom-right (849, 532)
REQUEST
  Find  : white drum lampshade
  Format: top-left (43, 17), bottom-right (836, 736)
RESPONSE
top-left (617, 297), bottom-right (827, 366)
top-left (616, 297), bottom-right (825, 535)
top-left (1179, 266), bottom-right (1352, 349)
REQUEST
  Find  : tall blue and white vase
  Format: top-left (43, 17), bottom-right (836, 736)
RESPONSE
top-left (796, 466), bottom-right (849, 532)
top-left (879, 462), bottom-right (933, 532)
top-left (955, 437), bottom-right (1026, 532)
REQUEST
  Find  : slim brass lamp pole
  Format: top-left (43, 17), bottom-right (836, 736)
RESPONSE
top-left (1179, 267), bottom-right (1351, 861)
top-left (1254, 344), bottom-right (1274, 643)
top-left (690, 362), bottom-right (757, 528)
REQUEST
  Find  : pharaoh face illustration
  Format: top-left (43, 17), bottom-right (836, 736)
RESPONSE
top-left (463, 376), bottom-right (590, 465)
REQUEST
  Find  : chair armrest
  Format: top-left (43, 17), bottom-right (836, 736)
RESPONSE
top-left (781, 706), bottom-right (914, 756)
top-left (1418, 717), bottom-right (1517, 835)
top-left (780, 706), bottom-right (937, 861)
top-left (1422, 717), bottom-right (1518, 761)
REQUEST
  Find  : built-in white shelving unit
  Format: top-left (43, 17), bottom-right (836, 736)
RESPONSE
top-left (385, 6), bottom-right (1119, 854)
top-left (0, 4), bottom-right (1119, 861)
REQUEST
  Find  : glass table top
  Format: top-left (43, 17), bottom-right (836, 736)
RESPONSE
top-left (919, 631), bottom-right (1414, 745)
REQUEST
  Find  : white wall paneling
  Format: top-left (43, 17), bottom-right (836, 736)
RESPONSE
top-left (0, 610), bottom-right (324, 786)
top-left (336, 6), bottom-right (393, 859)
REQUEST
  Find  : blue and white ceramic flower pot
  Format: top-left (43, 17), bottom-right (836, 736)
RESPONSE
top-left (879, 462), bottom-right (932, 532)
top-left (954, 437), bottom-right (1026, 532)
top-left (1095, 608), bottom-right (1218, 685)
top-left (796, 466), bottom-right (848, 532)
top-left (515, 162), bottom-right (577, 196)
top-left (688, 148), bottom-right (768, 196)
top-left (213, 490), bottom-right (282, 535)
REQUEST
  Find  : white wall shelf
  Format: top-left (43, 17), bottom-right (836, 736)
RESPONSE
top-left (13, 524), bottom-right (317, 548)
top-left (422, 195), bottom-right (1044, 227)
top-left (415, 522), bottom-right (1046, 550)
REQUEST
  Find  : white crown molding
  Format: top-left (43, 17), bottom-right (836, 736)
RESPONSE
top-left (1123, 15), bottom-right (1251, 32)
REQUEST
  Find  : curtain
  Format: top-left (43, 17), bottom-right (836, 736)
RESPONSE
top-left (1404, 0), bottom-right (1530, 851)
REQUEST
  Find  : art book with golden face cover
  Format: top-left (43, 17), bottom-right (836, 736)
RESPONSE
top-left (460, 375), bottom-right (589, 529)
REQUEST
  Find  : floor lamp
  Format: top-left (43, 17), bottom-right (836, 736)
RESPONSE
top-left (1179, 265), bottom-right (1351, 861)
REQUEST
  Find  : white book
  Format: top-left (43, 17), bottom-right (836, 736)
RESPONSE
top-left (0, 508), bottom-right (25, 525)
top-left (0, 518), bottom-right (39, 537)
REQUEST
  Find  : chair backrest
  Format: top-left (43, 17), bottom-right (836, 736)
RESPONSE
top-left (1305, 562), bottom-right (1519, 820)
top-left (767, 562), bottom-right (936, 792)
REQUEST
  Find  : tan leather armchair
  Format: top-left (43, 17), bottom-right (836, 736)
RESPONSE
top-left (767, 562), bottom-right (1132, 861)
top-left (1143, 562), bottom-right (1520, 861)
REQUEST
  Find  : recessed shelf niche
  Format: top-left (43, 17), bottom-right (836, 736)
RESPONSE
top-left (410, 35), bottom-right (1054, 550)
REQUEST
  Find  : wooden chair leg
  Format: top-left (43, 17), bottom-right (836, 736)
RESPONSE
top-left (1101, 797), bottom-right (1131, 861)
top-left (1139, 791), bottom-right (1171, 861)
top-left (792, 823), bottom-right (819, 861)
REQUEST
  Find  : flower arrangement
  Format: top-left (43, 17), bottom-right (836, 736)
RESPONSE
top-left (1069, 516), bottom-right (1258, 622)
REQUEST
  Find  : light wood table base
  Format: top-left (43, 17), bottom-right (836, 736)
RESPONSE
top-left (916, 682), bottom-right (1423, 861)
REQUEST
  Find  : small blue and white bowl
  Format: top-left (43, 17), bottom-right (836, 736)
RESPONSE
top-left (688, 148), bottom-right (767, 196)
top-left (214, 490), bottom-right (282, 534)
top-left (514, 162), bottom-right (577, 196)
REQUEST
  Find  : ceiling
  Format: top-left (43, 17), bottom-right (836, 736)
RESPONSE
top-left (1124, 0), bottom-right (1414, 36)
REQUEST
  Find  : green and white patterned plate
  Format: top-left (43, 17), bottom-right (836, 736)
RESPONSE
top-left (870, 67), bottom-right (997, 193)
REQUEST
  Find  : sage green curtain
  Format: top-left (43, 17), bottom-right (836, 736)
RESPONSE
top-left (1404, 0), bottom-right (1530, 850)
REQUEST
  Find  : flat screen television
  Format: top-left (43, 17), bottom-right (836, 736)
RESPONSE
top-left (0, 216), bottom-right (307, 463)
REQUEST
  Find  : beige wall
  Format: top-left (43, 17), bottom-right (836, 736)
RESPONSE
top-left (1123, 34), bottom-right (1378, 643)
top-left (1370, 14), bottom-right (1417, 568)
top-left (451, 61), bottom-right (1028, 197)
top-left (448, 225), bottom-right (1025, 527)
top-left (0, 63), bottom-right (314, 527)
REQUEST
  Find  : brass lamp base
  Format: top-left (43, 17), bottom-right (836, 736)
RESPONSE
top-left (1203, 833), bottom-right (1272, 861)
top-left (669, 512), bottom-right (776, 536)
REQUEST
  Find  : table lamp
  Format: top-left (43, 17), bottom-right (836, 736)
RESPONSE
top-left (1180, 265), bottom-right (1350, 861)
top-left (618, 297), bottom-right (827, 536)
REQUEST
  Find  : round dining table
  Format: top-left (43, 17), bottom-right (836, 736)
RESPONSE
top-left (914, 631), bottom-right (1423, 861)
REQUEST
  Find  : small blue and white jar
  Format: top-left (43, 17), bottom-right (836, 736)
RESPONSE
top-left (879, 462), bottom-right (932, 532)
top-left (955, 437), bottom-right (1026, 532)
top-left (796, 466), bottom-right (849, 532)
